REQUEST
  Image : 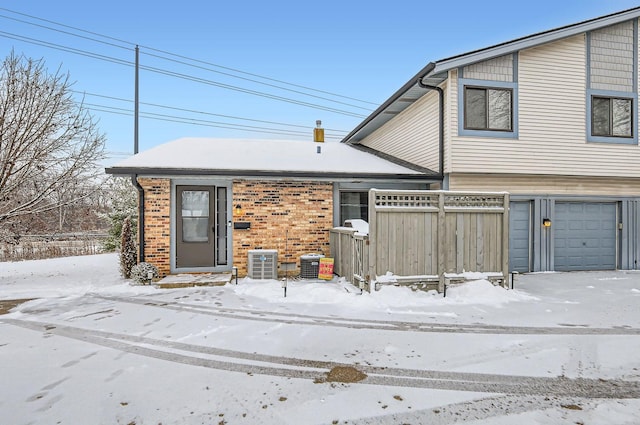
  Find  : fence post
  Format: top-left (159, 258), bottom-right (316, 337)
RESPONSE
top-left (502, 193), bottom-right (510, 288)
top-left (367, 189), bottom-right (377, 291)
top-left (437, 191), bottom-right (446, 292)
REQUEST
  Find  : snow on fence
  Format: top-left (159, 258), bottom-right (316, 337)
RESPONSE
top-left (330, 190), bottom-right (510, 292)
top-left (0, 233), bottom-right (107, 262)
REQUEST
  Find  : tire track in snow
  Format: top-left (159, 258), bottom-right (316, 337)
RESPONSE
top-left (93, 294), bottom-right (640, 336)
top-left (4, 318), bottom-right (640, 399)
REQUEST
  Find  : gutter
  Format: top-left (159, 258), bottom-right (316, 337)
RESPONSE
top-left (106, 168), bottom-right (440, 180)
top-left (131, 175), bottom-right (145, 262)
top-left (417, 76), bottom-right (445, 181)
top-left (341, 62), bottom-right (437, 144)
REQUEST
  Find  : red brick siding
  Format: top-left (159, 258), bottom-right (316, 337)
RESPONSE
top-left (232, 180), bottom-right (333, 277)
top-left (135, 178), bottom-right (333, 278)
top-left (138, 178), bottom-right (171, 277)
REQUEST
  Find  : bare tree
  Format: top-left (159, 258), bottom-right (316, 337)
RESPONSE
top-left (0, 51), bottom-right (106, 231)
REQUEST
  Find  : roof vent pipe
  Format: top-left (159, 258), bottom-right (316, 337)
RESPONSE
top-left (314, 120), bottom-right (324, 143)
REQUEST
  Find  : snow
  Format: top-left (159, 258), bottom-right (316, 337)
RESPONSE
top-left (343, 219), bottom-right (369, 235)
top-left (107, 137), bottom-right (423, 176)
top-left (1, 254), bottom-right (640, 424)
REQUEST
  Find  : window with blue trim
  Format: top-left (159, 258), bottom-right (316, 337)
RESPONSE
top-left (586, 20), bottom-right (637, 144)
top-left (464, 86), bottom-right (513, 131)
top-left (591, 96), bottom-right (633, 138)
top-left (458, 78), bottom-right (518, 139)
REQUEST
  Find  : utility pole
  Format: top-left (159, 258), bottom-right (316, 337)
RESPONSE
top-left (134, 45), bottom-right (139, 154)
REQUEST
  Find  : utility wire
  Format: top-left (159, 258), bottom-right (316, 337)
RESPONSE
top-left (86, 104), bottom-right (345, 139)
top-left (0, 31), bottom-right (132, 67)
top-left (138, 63), bottom-right (367, 118)
top-left (141, 50), bottom-right (373, 111)
top-left (0, 30), bottom-right (367, 118)
top-left (74, 90), bottom-right (349, 134)
top-left (0, 7), bottom-right (377, 107)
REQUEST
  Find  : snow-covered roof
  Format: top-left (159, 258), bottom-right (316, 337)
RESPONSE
top-left (106, 137), bottom-right (436, 180)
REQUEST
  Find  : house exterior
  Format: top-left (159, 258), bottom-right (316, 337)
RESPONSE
top-left (341, 7), bottom-right (640, 273)
top-left (106, 138), bottom-right (438, 277)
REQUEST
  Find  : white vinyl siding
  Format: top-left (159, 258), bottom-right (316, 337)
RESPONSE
top-left (463, 54), bottom-right (514, 82)
top-left (590, 20), bottom-right (635, 92)
top-left (449, 173), bottom-right (640, 196)
top-left (450, 34), bottom-right (640, 178)
top-left (359, 88), bottom-right (441, 172)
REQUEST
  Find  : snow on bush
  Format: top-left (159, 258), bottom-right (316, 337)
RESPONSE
top-left (119, 216), bottom-right (136, 279)
top-left (130, 262), bottom-right (159, 284)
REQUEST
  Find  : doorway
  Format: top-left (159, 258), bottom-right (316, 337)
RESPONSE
top-left (175, 185), bottom-right (228, 269)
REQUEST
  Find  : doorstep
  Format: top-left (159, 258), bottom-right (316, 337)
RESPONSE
top-left (155, 273), bottom-right (233, 289)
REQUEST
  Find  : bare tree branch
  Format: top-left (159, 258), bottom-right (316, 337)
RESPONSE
top-left (0, 51), bottom-right (106, 227)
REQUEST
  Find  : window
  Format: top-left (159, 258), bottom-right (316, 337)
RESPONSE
top-left (339, 192), bottom-right (368, 224)
top-left (464, 86), bottom-right (512, 131)
top-left (591, 96), bottom-right (632, 138)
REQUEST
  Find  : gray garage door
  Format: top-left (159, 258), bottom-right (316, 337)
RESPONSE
top-left (554, 202), bottom-right (617, 271)
top-left (509, 201), bottom-right (531, 272)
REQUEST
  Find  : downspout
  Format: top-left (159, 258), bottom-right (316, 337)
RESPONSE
top-left (132, 45), bottom-right (144, 262)
top-left (132, 175), bottom-right (144, 262)
top-left (417, 77), bottom-right (445, 186)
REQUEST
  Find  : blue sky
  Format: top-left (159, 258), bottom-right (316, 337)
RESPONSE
top-left (1, 0), bottom-right (640, 165)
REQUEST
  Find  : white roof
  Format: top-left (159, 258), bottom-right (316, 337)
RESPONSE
top-left (107, 137), bottom-right (427, 177)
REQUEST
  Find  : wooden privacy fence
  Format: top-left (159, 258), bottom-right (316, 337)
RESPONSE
top-left (330, 190), bottom-right (510, 292)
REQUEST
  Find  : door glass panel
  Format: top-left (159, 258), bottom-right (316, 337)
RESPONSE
top-left (216, 187), bottom-right (228, 265)
top-left (181, 191), bottom-right (209, 242)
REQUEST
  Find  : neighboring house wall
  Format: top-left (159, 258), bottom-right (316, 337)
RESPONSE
top-left (138, 177), bottom-right (171, 277)
top-left (359, 89), bottom-right (441, 172)
top-left (232, 180), bottom-right (333, 277)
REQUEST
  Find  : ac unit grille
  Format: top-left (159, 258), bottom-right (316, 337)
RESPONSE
top-left (300, 254), bottom-right (324, 279)
top-left (247, 250), bottom-right (278, 279)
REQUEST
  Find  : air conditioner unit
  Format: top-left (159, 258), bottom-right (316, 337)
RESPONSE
top-left (300, 254), bottom-right (324, 279)
top-left (247, 249), bottom-right (278, 279)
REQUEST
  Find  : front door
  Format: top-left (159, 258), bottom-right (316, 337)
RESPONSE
top-left (176, 185), bottom-right (228, 268)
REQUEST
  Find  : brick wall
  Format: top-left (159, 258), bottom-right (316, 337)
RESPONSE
top-left (138, 178), bottom-right (171, 277)
top-left (135, 178), bottom-right (334, 278)
top-left (233, 180), bottom-right (333, 277)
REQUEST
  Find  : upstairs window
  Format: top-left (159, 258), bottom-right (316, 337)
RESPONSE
top-left (464, 86), bottom-right (513, 131)
top-left (591, 96), bottom-right (633, 138)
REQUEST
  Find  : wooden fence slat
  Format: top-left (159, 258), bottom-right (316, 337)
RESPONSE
top-left (330, 190), bottom-right (509, 291)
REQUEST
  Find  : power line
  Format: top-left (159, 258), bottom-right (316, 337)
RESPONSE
top-left (74, 90), bottom-right (349, 133)
top-left (139, 63), bottom-right (367, 118)
top-left (141, 50), bottom-right (373, 111)
top-left (0, 7), bottom-right (377, 107)
top-left (85, 104), bottom-right (345, 139)
top-left (0, 31), bottom-right (132, 67)
top-left (0, 29), bottom-right (368, 119)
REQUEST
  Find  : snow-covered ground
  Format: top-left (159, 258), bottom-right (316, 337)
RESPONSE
top-left (1, 253), bottom-right (639, 424)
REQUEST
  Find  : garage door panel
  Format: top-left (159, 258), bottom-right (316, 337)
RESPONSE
top-left (554, 202), bottom-right (616, 271)
top-left (509, 202), bottom-right (531, 272)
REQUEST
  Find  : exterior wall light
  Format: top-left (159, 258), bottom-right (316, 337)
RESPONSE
top-left (234, 204), bottom-right (242, 216)
top-left (542, 218), bottom-right (552, 228)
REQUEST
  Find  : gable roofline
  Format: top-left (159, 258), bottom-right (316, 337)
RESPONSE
top-left (432, 6), bottom-right (640, 74)
top-left (342, 6), bottom-right (640, 145)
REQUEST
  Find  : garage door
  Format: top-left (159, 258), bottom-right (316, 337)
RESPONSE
top-left (554, 202), bottom-right (616, 271)
top-left (509, 201), bottom-right (531, 272)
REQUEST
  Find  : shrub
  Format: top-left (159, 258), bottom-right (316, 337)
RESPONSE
top-left (130, 262), bottom-right (159, 284)
top-left (119, 216), bottom-right (137, 279)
